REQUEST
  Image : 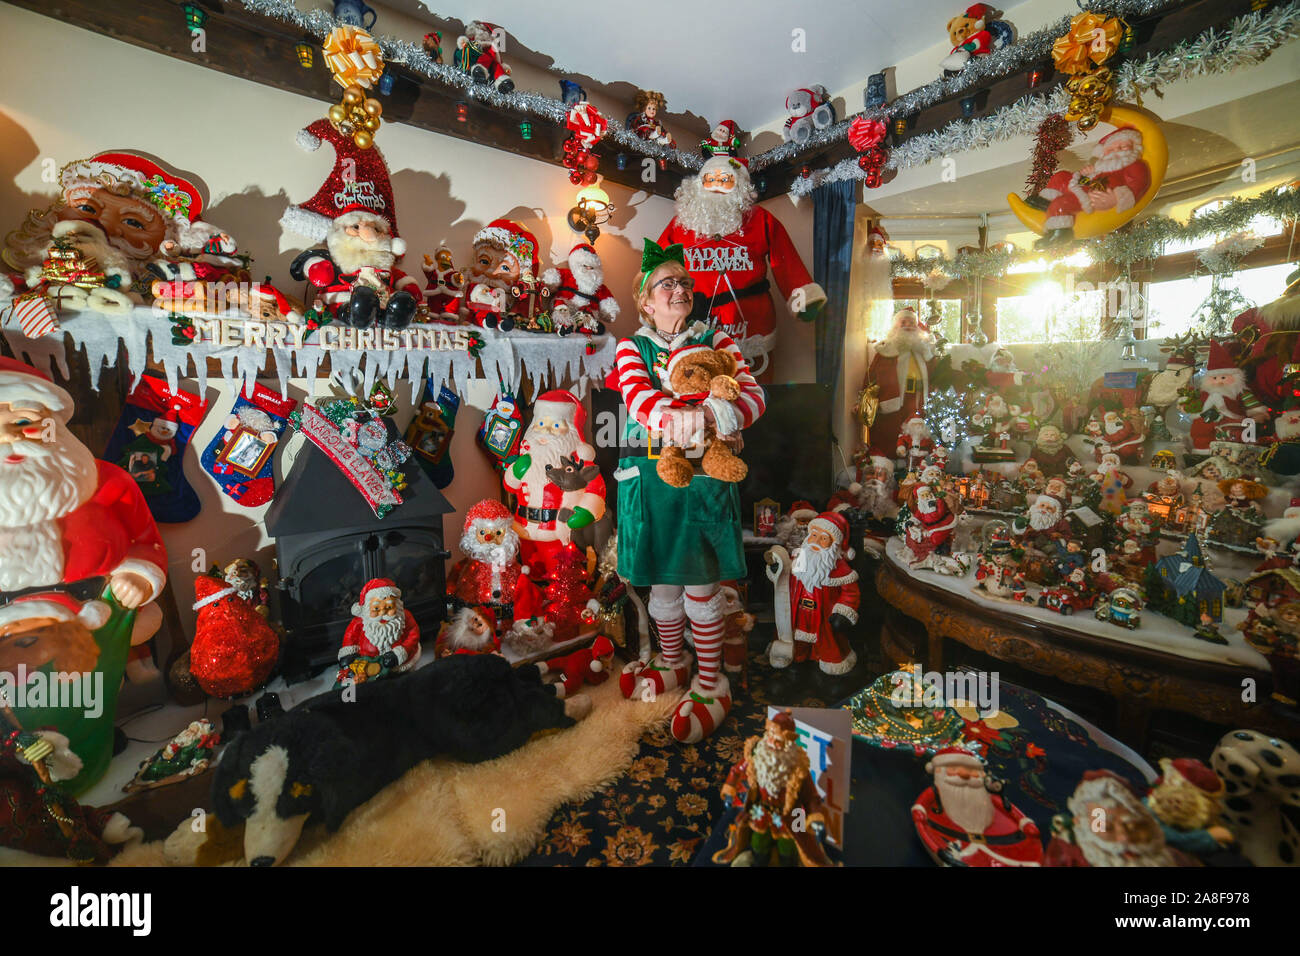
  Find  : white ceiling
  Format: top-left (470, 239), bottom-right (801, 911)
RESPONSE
top-left (411, 0), bottom-right (960, 131)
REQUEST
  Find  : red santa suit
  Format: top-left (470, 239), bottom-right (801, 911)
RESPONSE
top-left (910, 490), bottom-right (956, 555)
top-left (541, 253), bottom-right (619, 333)
top-left (1187, 340), bottom-right (1266, 453)
top-left (446, 556), bottom-right (538, 627)
top-left (866, 311), bottom-right (937, 458)
top-left (659, 196), bottom-right (821, 376)
top-left (338, 579), bottom-right (421, 670)
top-left (1096, 415), bottom-right (1144, 464)
top-left (1040, 128), bottom-right (1151, 233)
top-left (912, 749), bottom-right (1043, 867)
top-left (302, 255), bottom-right (420, 317)
top-left (787, 555), bottom-right (860, 674)
top-left (421, 251), bottom-right (463, 315)
top-left (896, 420), bottom-right (934, 472)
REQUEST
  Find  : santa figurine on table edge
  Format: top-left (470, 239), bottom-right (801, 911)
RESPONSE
top-left (1095, 409), bottom-right (1145, 464)
top-left (864, 308), bottom-right (937, 459)
top-left (336, 578), bottom-right (421, 685)
top-left (912, 747), bottom-right (1043, 867)
top-left (765, 511), bottom-right (860, 676)
top-left (502, 390), bottom-right (606, 582)
top-left (658, 155), bottom-right (825, 379)
top-left (903, 483), bottom-right (957, 563)
top-left (446, 498), bottom-right (544, 631)
top-left (0, 357), bottom-right (167, 793)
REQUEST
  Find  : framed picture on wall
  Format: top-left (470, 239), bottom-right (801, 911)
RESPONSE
top-left (754, 497), bottom-right (779, 536)
top-left (218, 427), bottom-right (275, 477)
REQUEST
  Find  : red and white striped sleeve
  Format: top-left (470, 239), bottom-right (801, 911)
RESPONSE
top-left (710, 329), bottom-right (766, 428)
top-left (614, 338), bottom-right (675, 430)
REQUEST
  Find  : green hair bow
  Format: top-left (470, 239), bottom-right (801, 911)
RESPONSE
top-left (638, 238), bottom-right (686, 291)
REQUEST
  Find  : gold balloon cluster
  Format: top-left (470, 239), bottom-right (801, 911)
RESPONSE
top-left (1052, 12), bottom-right (1125, 132)
top-left (329, 84), bottom-right (383, 149)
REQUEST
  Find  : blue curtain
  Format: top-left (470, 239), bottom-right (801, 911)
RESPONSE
top-left (812, 179), bottom-right (856, 389)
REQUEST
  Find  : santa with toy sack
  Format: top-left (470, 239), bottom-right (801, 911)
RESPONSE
top-left (1035, 127), bottom-right (1152, 246)
top-left (767, 511), bottom-right (860, 675)
top-left (541, 243), bottom-right (620, 335)
top-left (1095, 409), bottom-right (1145, 464)
top-left (658, 155), bottom-right (825, 378)
top-left (338, 578), bottom-right (422, 674)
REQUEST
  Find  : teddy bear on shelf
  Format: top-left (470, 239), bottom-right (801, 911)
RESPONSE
top-left (782, 86), bottom-right (836, 145)
top-left (538, 635), bottom-right (616, 698)
top-left (941, 3), bottom-right (1013, 73)
top-left (421, 246), bottom-right (464, 319)
top-left (656, 343), bottom-right (749, 488)
top-left (454, 20), bottom-right (514, 92)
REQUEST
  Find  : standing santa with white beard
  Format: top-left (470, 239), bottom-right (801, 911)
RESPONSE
top-left (864, 308), bottom-right (937, 458)
top-left (542, 243), bottom-right (620, 335)
top-left (658, 155), bottom-right (825, 379)
top-left (766, 511), bottom-right (859, 675)
top-left (1183, 340), bottom-right (1268, 453)
top-left (445, 499), bottom-right (543, 631)
top-left (503, 390), bottom-right (606, 582)
top-left (337, 578), bottom-right (421, 678)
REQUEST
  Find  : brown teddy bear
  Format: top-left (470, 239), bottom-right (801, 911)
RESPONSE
top-left (657, 343), bottom-right (749, 488)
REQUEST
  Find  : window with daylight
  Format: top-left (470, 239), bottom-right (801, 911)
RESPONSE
top-left (1162, 198), bottom-right (1289, 256)
top-left (866, 298), bottom-right (962, 344)
top-left (1146, 262), bottom-right (1295, 339)
top-left (995, 281), bottom-right (1108, 344)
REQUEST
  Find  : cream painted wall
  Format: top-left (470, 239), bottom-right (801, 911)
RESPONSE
top-left (0, 7), bottom-right (820, 631)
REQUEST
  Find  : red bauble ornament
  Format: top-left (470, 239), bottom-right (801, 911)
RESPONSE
top-left (189, 574), bottom-right (280, 699)
top-left (864, 169), bottom-right (883, 188)
top-left (581, 170), bottom-right (597, 185)
top-left (583, 153), bottom-right (599, 171)
top-left (569, 170), bottom-right (584, 185)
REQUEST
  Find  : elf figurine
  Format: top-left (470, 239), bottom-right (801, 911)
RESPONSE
top-left (608, 239), bottom-right (765, 743)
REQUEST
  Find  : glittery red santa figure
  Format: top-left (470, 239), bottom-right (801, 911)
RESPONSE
top-left (189, 573), bottom-right (280, 698)
top-left (446, 499), bottom-right (544, 629)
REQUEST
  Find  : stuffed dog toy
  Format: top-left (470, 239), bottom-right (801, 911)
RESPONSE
top-left (1210, 728), bottom-right (1300, 866)
top-left (167, 654), bottom-right (590, 866)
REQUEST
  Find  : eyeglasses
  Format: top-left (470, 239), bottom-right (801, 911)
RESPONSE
top-left (652, 276), bottom-right (694, 293)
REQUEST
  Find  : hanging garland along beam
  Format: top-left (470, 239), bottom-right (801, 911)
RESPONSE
top-left (760, 0), bottom-right (1284, 198)
top-left (3, 0), bottom-right (685, 200)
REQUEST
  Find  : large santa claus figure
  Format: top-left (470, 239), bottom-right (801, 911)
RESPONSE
top-left (0, 357), bottom-right (167, 792)
top-left (766, 511), bottom-right (860, 675)
top-left (336, 578), bottom-right (421, 681)
top-left (1182, 339), bottom-right (1269, 454)
top-left (864, 308), bottom-right (937, 458)
top-left (541, 243), bottom-right (620, 335)
top-left (503, 390), bottom-right (606, 582)
top-left (1035, 127), bottom-right (1152, 247)
top-left (658, 155), bottom-right (825, 378)
top-left (445, 498), bottom-right (544, 631)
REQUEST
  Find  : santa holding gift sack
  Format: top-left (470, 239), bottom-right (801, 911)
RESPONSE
top-left (658, 155), bottom-right (825, 378)
top-left (336, 578), bottom-right (421, 684)
top-left (502, 390), bottom-right (606, 582)
top-left (766, 511), bottom-right (860, 676)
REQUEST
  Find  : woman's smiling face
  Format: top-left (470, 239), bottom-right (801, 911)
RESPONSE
top-left (644, 265), bottom-right (693, 333)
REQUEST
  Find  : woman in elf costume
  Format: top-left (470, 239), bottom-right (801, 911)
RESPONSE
top-left (609, 239), bottom-right (765, 742)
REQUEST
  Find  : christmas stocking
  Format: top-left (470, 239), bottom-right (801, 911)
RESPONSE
top-left (103, 373), bottom-right (209, 523)
top-left (405, 381), bottom-right (459, 489)
top-left (199, 384), bottom-right (298, 507)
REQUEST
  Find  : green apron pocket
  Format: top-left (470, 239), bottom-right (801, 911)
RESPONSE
top-left (686, 477), bottom-right (737, 524)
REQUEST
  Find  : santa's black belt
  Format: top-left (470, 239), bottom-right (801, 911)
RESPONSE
top-left (690, 278), bottom-right (771, 319)
top-left (923, 816), bottom-right (1027, 845)
top-left (517, 505), bottom-right (558, 522)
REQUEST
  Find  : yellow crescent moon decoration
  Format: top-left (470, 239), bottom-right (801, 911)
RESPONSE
top-left (1007, 103), bottom-right (1168, 239)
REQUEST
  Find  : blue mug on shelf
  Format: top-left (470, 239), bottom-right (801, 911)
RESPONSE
top-left (334, 0), bottom-right (377, 29)
top-left (559, 80), bottom-right (586, 106)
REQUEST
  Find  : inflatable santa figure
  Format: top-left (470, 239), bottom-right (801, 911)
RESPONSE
top-left (337, 578), bottom-right (421, 678)
top-left (446, 499), bottom-right (543, 630)
top-left (541, 243), bottom-right (620, 335)
top-left (1096, 410), bottom-right (1145, 464)
top-left (1036, 127), bottom-right (1153, 247)
top-left (0, 357), bottom-right (167, 792)
top-left (1183, 339), bottom-right (1269, 454)
top-left (766, 511), bottom-right (860, 676)
top-left (658, 155), bottom-right (825, 377)
top-left (864, 308), bottom-right (937, 457)
top-left (502, 390), bottom-right (606, 581)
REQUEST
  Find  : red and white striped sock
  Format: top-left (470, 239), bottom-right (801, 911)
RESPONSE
top-left (654, 613), bottom-right (686, 665)
top-left (685, 590), bottom-right (725, 693)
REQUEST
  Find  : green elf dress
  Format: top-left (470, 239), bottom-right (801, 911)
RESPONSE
top-left (610, 326), bottom-right (763, 585)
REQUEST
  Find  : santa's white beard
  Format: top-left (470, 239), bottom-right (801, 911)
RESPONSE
top-left (752, 738), bottom-right (801, 797)
top-left (1074, 821), bottom-right (1169, 866)
top-left (1029, 502), bottom-right (1063, 531)
top-left (362, 613), bottom-right (404, 652)
top-left (863, 245), bottom-right (892, 303)
top-left (1036, 436), bottom-right (1065, 456)
top-left (569, 259), bottom-right (602, 295)
top-left (1200, 371), bottom-right (1245, 417)
top-left (0, 431), bottom-right (98, 528)
top-left (792, 542), bottom-right (837, 589)
top-left (673, 174), bottom-right (754, 237)
top-left (1091, 143), bottom-right (1141, 174)
top-left (460, 526), bottom-right (520, 567)
top-left (444, 609), bottom-right (494, 652)
top-left (877, 325), bottom-right (936, 361)
top-left (328, 229), bottom-right (396, 274)
top-left (859, 480), bottom-right (891, 513)
top-left (916, 495), bottom-right (938, 516)
top-left (934, 774), bottom-right (995, 833)
top-left (521, 428), bottom-right (582, 474)
top-left (1104, 419), bottom-right (1126, 436)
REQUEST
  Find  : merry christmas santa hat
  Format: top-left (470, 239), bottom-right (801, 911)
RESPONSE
top-left (0, 356), bottom-right (74, 423)
top-left (464, 498), bottom-right (512, 534)
top-left (0, 591), bottom-right (111, 632)
top-left (280, 118), bottom-right (399, 244)
top-left (59, 151), bottom-right (204, 225)
top-left (474, 219), bottom-right (539, 282)
top-left (351, 577), bottom-right (401, 617)
top-left (808, 510), bottom-right (854, 559)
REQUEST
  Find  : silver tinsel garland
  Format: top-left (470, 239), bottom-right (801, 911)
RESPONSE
top-left (792, 1), bottom-right (1300, 198)
top-left (229, 0), bottom-right (703, 170)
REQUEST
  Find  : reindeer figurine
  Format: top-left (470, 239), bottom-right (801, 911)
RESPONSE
top-left (544, 453), bottom-right (613, 560)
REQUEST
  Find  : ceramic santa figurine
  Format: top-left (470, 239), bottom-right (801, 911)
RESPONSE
top-left (1096, 409), bottom-right (1145, 464)
top-left (1181, 339), bottom-right (1269, 454)
top-left (896, 416), bottom-right (934, 473)
top-left (446, 499), bottom-right (543, 630)
top-left (336, 578), bottom-right (421, 684)
top-left (1019, 493), bottom-right (1073, 548)
top-left (659, 155), bottom-right (824, 377)
top-left (905, 484), bottom-right (957, 560)
top-left (502, 390), bottom-right (606, 582)
top-left (421, 246), bottom-right (464, 318)
top-left (1035, 127), bottom-right (1153, 247)
top-left (766, 511), bottom-right (860, 676)
top-left (456, 219), bottom-right (540, 331)
top-left (700, 119), bottom-right (742, 158)
top-left (912, 747), bottom-right (1043, 867)
top-left (541, 243), bottom-right (620, 335)
top-left (1032, 424), bottom-right (1071, 477)
top-left (1046, 770), bottom-right (1191, 867)
top-left (712, 709), bottom-right (835, 866)
top-left (0, 358), bottom-right (167, 792)
top-left (1145, 757), bottom-right (1235, 861)
top-left (864, 308), bottom-right (937, 457)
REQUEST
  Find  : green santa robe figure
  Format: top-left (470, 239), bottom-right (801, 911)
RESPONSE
top-left (606, 239), bottom-right (766, 742)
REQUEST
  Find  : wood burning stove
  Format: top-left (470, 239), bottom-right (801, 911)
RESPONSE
top-left (267, 421), bottom-right (454, 682)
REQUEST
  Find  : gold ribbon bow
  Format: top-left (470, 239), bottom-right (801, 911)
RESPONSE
top-left (1053, 13), bottom-right (1122, 76)
top-left (323, 25), bottom-right (385, 90)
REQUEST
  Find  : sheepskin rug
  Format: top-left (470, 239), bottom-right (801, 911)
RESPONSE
top-left (110, 677), bottom-right (682, 867)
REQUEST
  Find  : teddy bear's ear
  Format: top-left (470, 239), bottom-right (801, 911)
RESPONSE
top-left (715, 350), bottom-right (738, 377)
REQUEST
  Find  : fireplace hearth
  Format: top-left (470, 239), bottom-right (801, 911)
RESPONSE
top-left (267, 420), bottom-right (454, 682)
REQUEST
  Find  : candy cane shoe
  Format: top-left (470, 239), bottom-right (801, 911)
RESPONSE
top-left (671, 673), bottom-right (732, 743)
top-left (619, 653), bottom-right (692, 700)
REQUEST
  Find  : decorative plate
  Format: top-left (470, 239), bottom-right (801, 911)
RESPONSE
top-left (843, 671), bottom-right (967, 756)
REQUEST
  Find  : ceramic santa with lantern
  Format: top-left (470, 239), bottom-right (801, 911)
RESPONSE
top-left (337, 578), bottom-right (422, 682)
top-left (1181, 340), bottom-right (1270, 454)
top-left (541, 243), bottom-right (620, 335)
top-left (767, 511), bottom-right (860, 676)
top-left (865, 308), bottom-right (938, 458)
top-left (502, 390), bottom-right (606, 582)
